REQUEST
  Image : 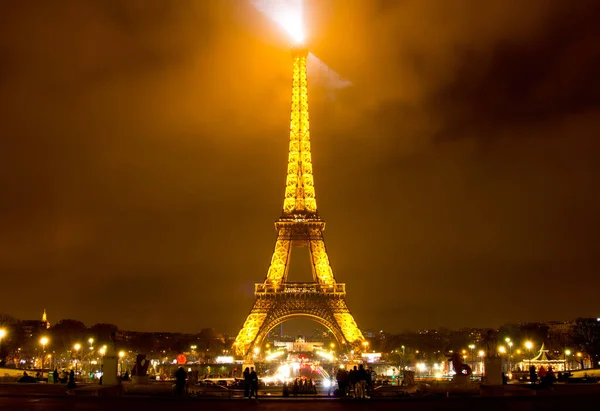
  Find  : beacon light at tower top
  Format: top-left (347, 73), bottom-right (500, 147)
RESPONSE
top-left (251, 0), bottom-right (305, 44)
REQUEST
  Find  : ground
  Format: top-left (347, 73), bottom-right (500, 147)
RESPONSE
top-left (2, 393), bottom-right (600, 411)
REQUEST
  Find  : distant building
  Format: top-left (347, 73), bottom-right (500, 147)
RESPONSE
top-left (19, 309), bottom-right (50, 338)
top-left (273, 336), bottom-right (323, 352)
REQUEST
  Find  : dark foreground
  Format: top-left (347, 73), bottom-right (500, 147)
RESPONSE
top-left (3, 394), bottom-right (600, 411)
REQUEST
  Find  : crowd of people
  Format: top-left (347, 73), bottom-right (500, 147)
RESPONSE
top-left (282, 377), bottom-right (318, 396)
top-left (335, 364), bottom-right (377, 399)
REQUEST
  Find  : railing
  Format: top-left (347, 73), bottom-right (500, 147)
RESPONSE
top-left (255, 282), bottom-right (345, 295)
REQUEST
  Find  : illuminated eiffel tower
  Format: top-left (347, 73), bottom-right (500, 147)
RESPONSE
top-left (233, 47), bottom-right (364, 359)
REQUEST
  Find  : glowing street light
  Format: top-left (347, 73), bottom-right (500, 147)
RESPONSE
top-left (468, 344), bottom-right (476, 370)
top-left (40, 336), bottom-right (49, 378)
top-left (478, 350), bottom-right (485, 374)
top-left (119, 351), bottom-right (125, 375)
top-left (499, 346), bottom-right (506, 354)
top-left (525, 341), bottom-right (533, 366)
top-left (73, 343), bottom-right (81, 374)
top-left (0, 329), bottom-right (6, 359)
top-left (565, 349), bottom-right (571, 370)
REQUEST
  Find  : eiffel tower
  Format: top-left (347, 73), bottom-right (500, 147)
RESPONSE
top-left (233, 47), bottom-right (364, 360)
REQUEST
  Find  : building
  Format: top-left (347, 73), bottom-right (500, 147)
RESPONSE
top-left (19, 309), bottom-right (50, 338)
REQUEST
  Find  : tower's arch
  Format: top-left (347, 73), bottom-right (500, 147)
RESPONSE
top-left (252, 313), bottom-right (347, 352)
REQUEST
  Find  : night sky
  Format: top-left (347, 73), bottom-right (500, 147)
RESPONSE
top-left (1, 0), bottom-right (599, 335)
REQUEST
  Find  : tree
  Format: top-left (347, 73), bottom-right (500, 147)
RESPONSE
top-left (0, 313), bottom-right (19, 326)
top-left (89, 323), bottom-right (119, 342)
top-left (571, 318), bottom-right (600, 368)
top-left (51, 319), bottom-right (87, 353)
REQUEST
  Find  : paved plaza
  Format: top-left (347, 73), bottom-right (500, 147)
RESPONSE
top-left (2, 383), bottom-right (600, 411)
top-left (3, 395), bottom-right (600, 411)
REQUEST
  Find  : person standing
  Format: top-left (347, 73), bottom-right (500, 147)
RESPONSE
top-left (356, 364), bottom-right (367, 399)
top-left (243, 367), bottom-right (251, 398)
top-left (250, 367), bottom-right (259, 399)
top-left (175, 366), bottom-right (187, 396)
top-left (349, 366), bottom-right (358, 398)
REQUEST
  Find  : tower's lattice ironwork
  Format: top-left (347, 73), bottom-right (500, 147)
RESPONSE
top-left (233, 48), bottom-right (364, 359)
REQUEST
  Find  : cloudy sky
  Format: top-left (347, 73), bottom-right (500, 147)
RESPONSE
top-left (1, 0), bottom-right (599, 335)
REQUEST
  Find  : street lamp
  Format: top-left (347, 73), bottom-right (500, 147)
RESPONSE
top-left (507, 341), bottom-right (513, 374)
top-left (0, 329), bottom-right (6, 362)
top-left (525, 341), bottom-right (533, 367)
top-left (399, 345), bottom-right (405, 370)
top-left (468, 344), bottom-right (475, 371)
top-left (478, 350), bottom-right (485, 374)
top-left (119, 351), bottom-right (125, 375)
top-left (499, 346), bottom-right (507, 374)
top-left (565, 349), bottom-right (571, 371)
top-left (73, 343), bottom-right (81, 374)
top-left (40, 337), bottom-right (49, 378)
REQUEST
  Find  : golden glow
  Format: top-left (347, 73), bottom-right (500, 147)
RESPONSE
top-left (73, 343), bottom-right (81, 351)
top-left (233, 312), bottom-right (267, 356)
top-left (99, 347), bottom-right (106, 355)
top-left (265, 233), bottom-right (292, 286)
top-left (88, 338), bottom-right (94, 345)
top-left (40, 336), bottom-right (49, 346)
top-left (525, 341), bottom-right (533, 350)
top-left (251, 0), bottom-right (305, 44)
top-left (565, 349), bottom-right (571, 356)
top-left (119, 351), bottom-right (125, 358)
top-left (478, 350), bottom-right (485, 357)
top-left (232, 41), bottom-right (363, 359)
top-left (0, 329), bottom-right (5, 339)
top-left (283, 49), bottom-right (316, 215)
top-left (498, 346), bottom-right (506, 354)
top-left (334, 313), bottom-right (364, 344)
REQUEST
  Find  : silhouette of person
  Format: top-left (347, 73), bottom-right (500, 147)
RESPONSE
top-left (243, 367), bottom-right (251, 398)
top-left (67, 370), bottom-right (76, 389)
top-left (175, 366), bottom-right (187, 396)
top-left (250, 367), bottom-right (258, 399)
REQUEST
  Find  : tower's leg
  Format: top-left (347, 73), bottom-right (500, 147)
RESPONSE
top-left (332, 299), bottom-right (364, 346)
top-left (233, 299), bottom-right (270, 357)
top-left (264, 228), bottom-right (292, 286)
top-left (308, 228), bottom-right (335, 285)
